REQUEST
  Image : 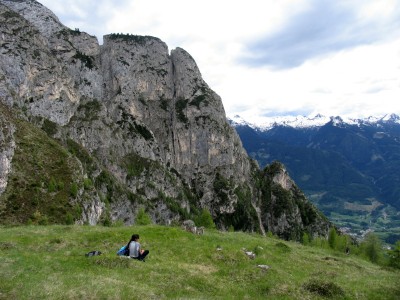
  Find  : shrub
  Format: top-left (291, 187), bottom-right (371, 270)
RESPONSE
top-left (48, 177), bottom-right (58, 192)
top-left (58, 181), bottom-right (64, 190)
top-left (103, 216), bottom-right (111, 227)
top-left (32, 211), bottom-right (49, 225)
top-left (70, 183), bottom-right (78, 198)
top-left (189, 94), bottom-right (208, 109)
top-left (195, 208), bottom-right (216, 229)
top-left (42, 119), bottom-right (58, 136)
top-left (361, 232), bottom-right (382, 264)
top-left (83, 178), bottom-right (93, 190)
top-left (336, 234), bottom-right (351, 253)
top-left (328, 227), bottom-right (337, 249)
top-left (302, 232), bottom-right (310, 246)
top-left (136, 208), bottom-right (152, 225)
top-left (274, 242), bottom-right (291, 253)
top-left (303, 279), bottom-right (345, 297)
top-left (175, 98), bottom-right (188, 123)
top-left (72, 51), bottom-right (94, 69)
top-left (65, 213), bottom-right (74, 225)
top-left (77, 100), bottom-right (101, 121)
top-left (160, 99), bottom-right (168, 111)
top-left (134, 123), bottom-right (153, 141)
top-left (387, 241), bottom-right (400, 269)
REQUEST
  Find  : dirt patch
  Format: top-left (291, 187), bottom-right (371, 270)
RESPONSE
top-left (344, 199), bottom-right (383, 212)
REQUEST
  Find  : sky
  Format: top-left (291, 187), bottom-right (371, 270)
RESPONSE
top-left (40, 0), bottom-right (400, 122)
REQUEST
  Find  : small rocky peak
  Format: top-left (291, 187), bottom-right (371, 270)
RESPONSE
top-left (1, 0), bottom-right (64, 39)
top-left (266, 161), bottom-right (294, 191)
top-left (329, 116), bottom-right (345, 127)
top-left (101, 34), bottom-right (173, 103)
top-left (2, 0), bottom-right (99, 56)
top-left (102, 34), bottom-right (170, 75)
top-left (55, 28), bottom-right (100, 57)
top-left (171, 47), bottom-right (205, 100)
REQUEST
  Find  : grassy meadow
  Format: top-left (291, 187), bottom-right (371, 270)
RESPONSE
top-left (0, 225), bottom-right (399, 299)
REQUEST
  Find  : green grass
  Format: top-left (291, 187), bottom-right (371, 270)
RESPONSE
top-left (0, 225), bottom-right (399, 299)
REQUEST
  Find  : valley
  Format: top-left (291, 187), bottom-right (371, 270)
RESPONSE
top-left (231, 114), bottom-right (400, 244)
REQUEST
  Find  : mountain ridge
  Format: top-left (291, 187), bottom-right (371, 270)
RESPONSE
top-left (229, 113), bottom-right (400, 131)
top-left (0, 0), bottom-right (330, 240)
top-left (231, 113), bottom-right (400, 243)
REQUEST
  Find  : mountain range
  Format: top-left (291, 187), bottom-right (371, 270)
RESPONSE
top-left (230, 114), bottom-right (400, 243)
top-left (0, 0), bottom-right (331, 241)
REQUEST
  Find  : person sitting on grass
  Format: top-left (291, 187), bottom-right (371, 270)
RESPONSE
top-left (129, 234), bottom-right (149, 261)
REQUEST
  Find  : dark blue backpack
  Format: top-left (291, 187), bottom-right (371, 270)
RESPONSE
top-left (117, 244), bottom-right (130, 256)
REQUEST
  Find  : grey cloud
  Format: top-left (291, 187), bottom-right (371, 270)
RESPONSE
top-left (48, 0), bottom-right (132, 42)
top-left (239, 0), bottom-right (400, 69)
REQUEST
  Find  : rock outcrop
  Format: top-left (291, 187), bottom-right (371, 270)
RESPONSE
top-left (0, 105), bottom-right (15, 195)
top-left (0, 0), bottom-right (330, 240)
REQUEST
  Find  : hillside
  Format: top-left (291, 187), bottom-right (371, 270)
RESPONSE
top-left (0, 225), bottom-right (399, 299)
top-left (230, 115), bottom-right (400, 243)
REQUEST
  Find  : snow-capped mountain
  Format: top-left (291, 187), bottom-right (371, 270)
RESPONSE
top-left (229, 113), bottom-right (400, 131)
top-left (230, 113), bottom-right (400, 244)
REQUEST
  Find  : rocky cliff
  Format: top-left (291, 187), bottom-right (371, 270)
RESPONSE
top-left (0, 0), bottom-right (330, 240)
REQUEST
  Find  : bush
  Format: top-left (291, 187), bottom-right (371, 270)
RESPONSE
top-left (195, 209), bottom-right (216, 229)
top-left (70, 183), bottom-right (78, 198)
top-left (387, 241), bottom-right (400, 269)
top-left (275, 242), bottom-right (291, 253)
top-left (48, 177), bottom-right (58, 192)
top-left (302, 232), bottom-right (310, 246)
top-left (328, 227), bottom-right (337, 249)
top-left (303, 279), bottom-right (345, 297)
top-left (65, 213), bottom-right (74, 225)
top-left (361, 232), bottom-right (382, 264)
top-left (136, 208), bottom-right (152, 225)
top-left (72, 51), bottom-right (94, 69)
top-left (42, 119), bottom-right (58, 136)
top-left (175, 98), bottom-right (188, 123)
top-left (83, 178), bottom-right (93, 190)
top-left (103, 216), bottom-right (111, 227)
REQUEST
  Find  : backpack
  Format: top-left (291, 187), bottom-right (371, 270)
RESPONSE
top-left (85, 250), bottom-right (102, 257)
top-left (117, 244), bottom-right (130, 256)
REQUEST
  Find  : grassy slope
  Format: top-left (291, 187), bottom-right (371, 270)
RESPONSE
top-left (0, 225), bottom-right (399, 299)
top-left (0, 104), bottom-right (83, 225)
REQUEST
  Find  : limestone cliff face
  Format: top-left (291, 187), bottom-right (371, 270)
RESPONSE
top-left (0, 0), bottom-right (330, 239)
top-left (0, 107), bottom-right (15, 195)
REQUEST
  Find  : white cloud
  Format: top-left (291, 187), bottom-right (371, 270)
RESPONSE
top-left (37, 0), bottom-right (400, 119)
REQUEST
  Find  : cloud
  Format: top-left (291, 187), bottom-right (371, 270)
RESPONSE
top-left (34, 1), bottom-right (400, 119)
top-left (40, 0), bottom-right (131, 42)
top-left (239, 0), bottom-right (400, 69)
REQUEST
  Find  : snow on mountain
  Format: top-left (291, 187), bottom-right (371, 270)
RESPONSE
top-left (229, 113), bottom-right (400, 131)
